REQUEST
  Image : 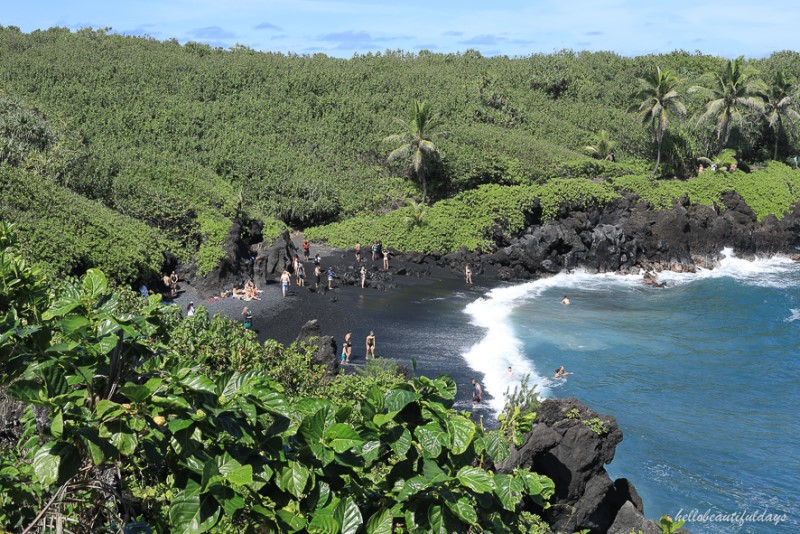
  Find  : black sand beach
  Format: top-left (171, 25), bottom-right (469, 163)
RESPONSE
top-left (173, 237), bottom-right (500, 417)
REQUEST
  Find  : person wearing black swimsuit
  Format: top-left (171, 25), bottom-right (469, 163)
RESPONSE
top-left (343, 331), bottom-right (353, 363)
top-left (365, 331), bottom-right (376, 359)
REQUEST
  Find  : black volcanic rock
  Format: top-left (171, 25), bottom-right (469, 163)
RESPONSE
top-left (498, 398), bottom-right (672, 533)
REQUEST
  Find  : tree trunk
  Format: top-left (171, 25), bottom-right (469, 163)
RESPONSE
top-left (774, 132), bottom-right (779, 161)
top-left (652, 137), bottom-right (662, 176)
top-left (421, 173), bottom-right (427, 204)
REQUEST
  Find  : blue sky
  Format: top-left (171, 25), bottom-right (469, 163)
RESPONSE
top-left (3, 1), bottom-right (798, 58)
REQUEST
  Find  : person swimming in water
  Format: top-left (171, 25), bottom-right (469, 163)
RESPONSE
top-left (561, 295), bottom-right (570, 305)
top-left (555, 365), bottom-right (571, 378)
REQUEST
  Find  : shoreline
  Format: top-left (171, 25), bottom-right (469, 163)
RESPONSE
top-left (174, 241), bottom-right (502, 416)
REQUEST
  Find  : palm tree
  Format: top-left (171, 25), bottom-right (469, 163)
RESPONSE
top-left (698, 149), bottom-right (738, 171)
top-left (385, 101), bottom-right (446, 204)
top-left (583, 130), bottom-right (617, 161)
top-left (634, 67), bottom-right (687, 175)
top-left (403, 199), bottom-right (427, 227)
top-left (760, 71), bottom-right (800, 161)
top-left (689, 56), bottom-right (766, 151)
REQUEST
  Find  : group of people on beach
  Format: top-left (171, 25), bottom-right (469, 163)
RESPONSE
top-left (340, 330), bottom-right (377, 364)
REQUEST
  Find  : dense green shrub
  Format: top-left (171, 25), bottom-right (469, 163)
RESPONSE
top-left (0, 233), bottom-right (556, 533)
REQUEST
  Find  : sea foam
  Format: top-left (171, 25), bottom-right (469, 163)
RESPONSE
top-left (461, 249), bottom-right (799, 413)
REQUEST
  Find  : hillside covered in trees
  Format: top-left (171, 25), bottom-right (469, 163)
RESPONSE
top-left (1, 26), bottom-right (799, 284)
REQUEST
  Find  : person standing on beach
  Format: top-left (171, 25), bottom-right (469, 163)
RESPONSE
top-left (327, 267), bottom-right (335, 290)
top-left (303, 239), bottom-right (311, 261)
top-left (365, 331), bottom-right (376, 359)
top-left (343, 331), bottom-right (353, 363)
top-left (280, 270), bottom-right (291, 297)
top-left (471, 379), bottom-right (483, 403)
top-left (293, 255), bottom-right (301, 284)
top-left (186, 302), bottom-right (195, 317)
top-left (314, 264), bottom-right (322, 289)
top-left (360, 265), bottom-right (367, 288)
top-left (242, 307), bottom-right (253, 329)
top-left (355, 242), bottom-right (362, 262)
top-left (169, 271), bottom-right (179, 297)
top-left (383, 249), bottom-right (390, 270)
top-left (371, 241), bottom-right (378, 261)
top-left (465, 263), bottom-right (473, 284)
top-left (297, 262), bottom-right (306, 287)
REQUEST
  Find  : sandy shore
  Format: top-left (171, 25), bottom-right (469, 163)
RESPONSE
top-left (172, 235), bottom-right (500, 416)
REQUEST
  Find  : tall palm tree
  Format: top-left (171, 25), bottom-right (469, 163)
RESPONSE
top-left (689, 56), bottom-right (766, 151)
top-left (634, 67), bottom-right (686, 175)
top-left (385, 101), bottom-right (446, 204)
top-left (583, 130), bottom-right (617, 161)
top-left (760, 71), bottom-right (800, 161)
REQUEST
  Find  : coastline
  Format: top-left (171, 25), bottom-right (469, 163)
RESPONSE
top-left (174, 242), bottom-right (501, 415)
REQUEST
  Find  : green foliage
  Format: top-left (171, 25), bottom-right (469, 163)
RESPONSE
top-left (307, 179), bottom-right (619, 253)
top-left (499, 374), bottom-right (540, 446)
top-left (583, 418), bottom-right (608, 436)
top-left (1, 29), bottom-right (798, 281)
top-left (610, 162), bottom-right (800, 220)
top-left (0, 238), bottom-right (556, 532)
top-left (659, 514), bottom-right (686, 533)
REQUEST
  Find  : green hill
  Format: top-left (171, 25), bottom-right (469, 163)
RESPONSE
top-left (1, 26), bottom-right (799, 282)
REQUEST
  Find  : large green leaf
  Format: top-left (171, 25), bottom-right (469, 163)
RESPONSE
top-left (388, 427), bottom-right (412, 457)
top-left (494, 473), bottom-right (524, 511)
top-left (169, 490), bottom-right (222, 534)
top-left (280, 462), bottom-right (310, 499)
top-left (415, 423), bottom-right (445, 458)
top-left (384, 388), bottom-right (420, 412)
top-left (276, 509), bottom-right (306, 532)
top-left (50, 410), bottom-right (63, 438)
top-left (483, 431), bottom-right (510, 463)
top-left (339, 497), bottom-right (363, 534)
top-left (427, 504), bottom-right (448, 534)
top-left (7, 379), bottom-right (46, 404)
top-left (395, 475), bottom-right (429, 502)
top-left (258, 390), bottom-right (291, 418)
top-left (179, 373), bottom-right (217, 394)
top-left (518, 469), bottom-right (555, 507)
top-left (42, 286), bottom-right (81, 319)
top-left (361, 440), bottom-right (381, 464)
top-left (324, 423), bottom-right (365, 453)
top-left (217, 453), bottom-right (253, 486)
top-left (365, 508), bottom-right (392, 534)
top-left (32, 442), bottom-right (61, 486)
top-left (307, 510), bottom-right (338, 534)
top-left (32, 441), bottom-right (80, 486)
top-left (445, 496), bottom-right (478, 526)
top-left (456, 466), bottom-right (494, 494)
top-left (83, 268), bottom-right (108, 299)
top-left (447, 415), bottom-right (475, 455)
top-left (120, 383), bottom-right (154, 403)
top-left (60, 314), bottom-right (90, 336)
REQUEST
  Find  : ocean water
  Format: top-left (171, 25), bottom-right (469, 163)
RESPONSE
top-left (462, 251), bottom-right (800, 533)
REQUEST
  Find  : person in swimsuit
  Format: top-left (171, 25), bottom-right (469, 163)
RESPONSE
top-left (314, 265), bottom-right (322, 289)
top-left (327, 267), bottom-right (335, 289)
top-left (297, 262), bottom-right (305, 287)
top-left (360, 265), bottom-right (367, 288)
top-left (343, 331), bottom-right (353, 363)
top-left (355, 242), bottom-right (362, 262)
top-left (471, 379), bottom-right (482, 403)
top-left (561, 295), bottom-right (570, 305)
top-left (169, 271), bottom-right (179, 297)
top-left (242, 307), bottom-right (253, 329)
top-left (365, 331), bottom-right (376, 359)
top-left (382, 249), bottom-right (390, 270)
top-left (303, 240), bottom-right (311, 261)
top-left (465, 263), bottom-right (473, 284)
top-left (372, 241), bottom-right (378, 261)
top-left (555, 365), bottom-right (571, 378)
top-left (280, 270), bottom-right (291, 297)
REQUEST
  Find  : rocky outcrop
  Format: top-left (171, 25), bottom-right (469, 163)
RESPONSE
top-left (295, 319), bottom-right (339, 378)
top-left (189, 222), bottom-right (292, 299)
top-left (457, 192), bottom-right (800, 281)
top-left (498, 398), bottom-right (676, 534)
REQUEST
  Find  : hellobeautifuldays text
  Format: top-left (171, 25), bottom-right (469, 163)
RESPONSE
top-left (675, 508), bottom-right (788, 527)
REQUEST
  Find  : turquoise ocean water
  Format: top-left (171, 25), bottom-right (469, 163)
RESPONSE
top-left (461, 250), bottom-right (799, 533)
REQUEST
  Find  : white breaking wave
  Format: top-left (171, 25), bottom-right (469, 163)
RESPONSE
top-left (461, 249), bottom-right (800, 413)
top-left (785, 309), bottom-right (800, 323)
